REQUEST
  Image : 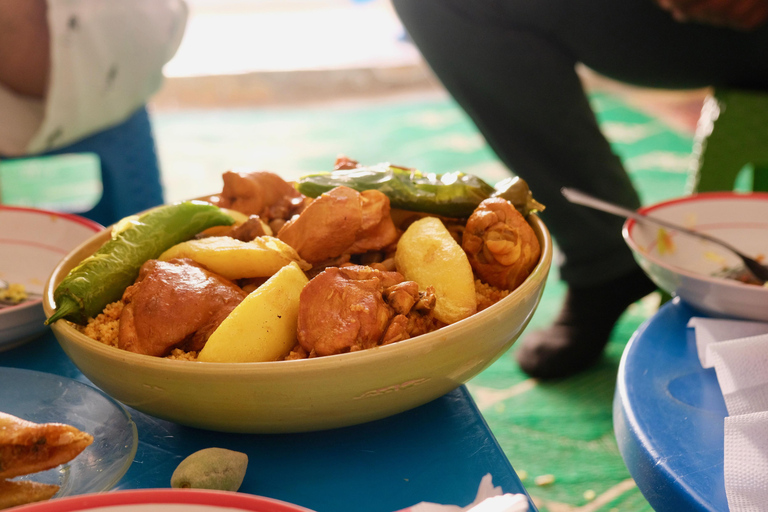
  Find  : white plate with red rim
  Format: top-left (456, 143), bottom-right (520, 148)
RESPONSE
top-left (623, 191), bottom-right (768, 322)
top-left (10, 489), bottom-right (316, 512)
top-left (0, 206), bottom-right (103, 350)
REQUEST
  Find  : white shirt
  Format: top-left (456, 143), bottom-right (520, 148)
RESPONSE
top-left (0, 0), bottom-right (188, 156)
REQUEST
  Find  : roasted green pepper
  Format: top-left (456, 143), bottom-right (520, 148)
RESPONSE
top-left (296, 164), bottom-right (543, 217)
top-left (297, 164), bottom-right (496, 218)
top-left (46, 201), bottom-right (235, 326)
top-left (491, 176), bottom-right (546, 216)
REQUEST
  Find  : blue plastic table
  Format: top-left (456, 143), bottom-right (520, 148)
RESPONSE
top-left (0, 330), bottom-right (537, 512)
top-left (614, 298), bottom-right (728, 511)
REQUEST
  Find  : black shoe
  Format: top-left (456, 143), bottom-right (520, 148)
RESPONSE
top-left (515, 268), bottom-right (657, 379)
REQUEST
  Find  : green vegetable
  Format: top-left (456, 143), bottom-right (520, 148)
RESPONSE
top-left (297, 164), bottom-right (496, 218)
top-left (171, 447), bottom-right (248, 491)
top-left (297, 164), bottom-right (543, 217)
top-left (491, 176), bottom-right (546, 216)
top-left (46, 201), bottom-right (235, 325)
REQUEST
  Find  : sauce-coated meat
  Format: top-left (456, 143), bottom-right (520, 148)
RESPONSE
top-left (118, 258), bottom-right (246, 357)
top-left (297, 265), bottom-right (432, 356)
top-left (277, 186), bottom-right (398, 264)
top-left (462, 198), bottom-right (540, 290)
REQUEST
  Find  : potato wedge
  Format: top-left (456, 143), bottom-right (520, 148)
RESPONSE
top-left (198, 262), bottom-right (309, 362)
top-left (394, 216), bottom-right (477, 324)
top-left (159, 236), bottom-right (310, 280)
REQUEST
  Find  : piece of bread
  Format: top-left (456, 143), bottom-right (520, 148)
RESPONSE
top-left (0, 412), bottom-right (93, 480)
top-left (0, 479), bottom-right (60, 510)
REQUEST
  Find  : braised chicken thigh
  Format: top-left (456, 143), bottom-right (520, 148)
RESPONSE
top-left (296, 265), bottom-right (434, 356)
top-left (118, 258), bottom-right (247, 356)
top-left (462, 198), bottom-right (541, 290)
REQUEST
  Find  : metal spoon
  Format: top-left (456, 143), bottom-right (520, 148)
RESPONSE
top-left (561, 187), bottom-right (768, 284)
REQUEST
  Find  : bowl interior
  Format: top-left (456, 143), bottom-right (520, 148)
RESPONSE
top-left (624, 192), bottom-right (768, 286)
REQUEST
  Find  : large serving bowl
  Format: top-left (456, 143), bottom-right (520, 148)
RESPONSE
top-left (623, 191), bottom-right (768, 322)
top-left (43, 214), bottom-right (552, 434)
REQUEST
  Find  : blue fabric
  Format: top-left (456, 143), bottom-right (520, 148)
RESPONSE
top-left (39, 106), bottom-right (165, 226)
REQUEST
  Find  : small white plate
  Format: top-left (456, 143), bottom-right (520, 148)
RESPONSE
top-left (0, 367), bottom-right (137, 498)
top-left (10, 489), bottom-right (315, 512)
top-left (624, 192), bottom-right (768, 321)
top-left (0, 206), bottom-right (102, 350)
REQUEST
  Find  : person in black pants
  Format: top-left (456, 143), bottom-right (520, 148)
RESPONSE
top-left (392, 0), bottom-right (768, 379)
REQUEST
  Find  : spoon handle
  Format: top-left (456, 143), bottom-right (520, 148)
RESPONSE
top-left (560, 187), bottom-right (743, 254)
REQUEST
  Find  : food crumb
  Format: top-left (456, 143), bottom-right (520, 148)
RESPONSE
top-left (0, 283), bottom-right (28, 303)
top-left (583, 489), bottom-right (596, 501)
top-left (534, 474), bottom-right (555, 486)
top-left (516, 470), bottom-right (528, 481)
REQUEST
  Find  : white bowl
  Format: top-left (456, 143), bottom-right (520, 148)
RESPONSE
top-left (44, 214), bottom-right (552, 433)
top-left (623, 192), bottom-right (768, 321)
top-left (0, 207), bottom-right (103, 351)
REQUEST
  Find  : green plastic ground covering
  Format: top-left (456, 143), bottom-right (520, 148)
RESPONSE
top-left (3, 90), bottom-right (694, 511)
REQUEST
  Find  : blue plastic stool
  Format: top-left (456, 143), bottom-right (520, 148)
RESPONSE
top-left (37, 106), bottom-right (165, 226)
top-left (687, 87), bottom-right (768, 193)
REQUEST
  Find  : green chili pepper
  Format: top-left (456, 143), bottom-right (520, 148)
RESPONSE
top-left (297, 164), bottom-right (496, 218)
top-left (296, 164), bottom-right (544, 217)
top-left (46, 201), bottom-right (235, 326)
top-left (491, 176), bottom-right (546, 216)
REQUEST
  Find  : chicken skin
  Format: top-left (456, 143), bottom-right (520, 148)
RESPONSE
top-left (218, 170), bottom-right (305, 222)
top-left (118, 258), bottom-right (247, 357)
top-left (297, 265), bottom-right (434, 356)
top-left (462, 198), bottom-right (540, 291)
top-left (277, 186), bottom-right (398, 264)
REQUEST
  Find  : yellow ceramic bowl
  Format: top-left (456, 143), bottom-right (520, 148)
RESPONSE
top-left (43, 215), bottom-right (552, 434)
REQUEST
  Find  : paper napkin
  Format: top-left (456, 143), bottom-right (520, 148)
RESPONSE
top-left (395, 474), bottom-right (530, 512)
top-left (724, 411), bottom-right (768, 512)
top-left (689, 317), bottom-right (768, 512)
top-left (687, 317), bottom-right (768, 368)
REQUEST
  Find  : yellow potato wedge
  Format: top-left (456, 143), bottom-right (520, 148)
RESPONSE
top-left (198, 262), bottom-right (309, 362)
top-left (394, 216), bottom-right (477, 324)
top-left (159, 236), bottom-right (310, 280)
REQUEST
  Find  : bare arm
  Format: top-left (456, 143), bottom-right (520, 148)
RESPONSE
top-left (0, 0), bottom-right (50, 98)
top-left (655, 0), bottom-right (768, 30)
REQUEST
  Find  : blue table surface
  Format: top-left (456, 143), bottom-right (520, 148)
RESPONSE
top-left (614, 298), bottom-right (729, 511)
top-left (1, 330), bottom-right (536, 512)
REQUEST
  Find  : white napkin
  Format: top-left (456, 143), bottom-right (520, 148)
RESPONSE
top-left (687, 317), bottom-right (768, 368)
top-left (688, 317), bottom-right (768, 511)
top-left (708, 334), bottom-right (768, 416)
top-left (724, 411), bottom-right (768, 512)
top-left (396, 474), bottom-right (530, 512)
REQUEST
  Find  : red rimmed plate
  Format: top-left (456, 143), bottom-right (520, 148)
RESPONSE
top-left (0, 206), bottom-right (103, 350)
top-left (10, 489), bottom-right (316, 512)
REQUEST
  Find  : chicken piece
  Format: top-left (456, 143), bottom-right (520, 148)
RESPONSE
top-left (462, 198), bottom-right (541, 291)
top-left (297, 265), bottom-right (426, 356)
top-left (277, 186), bottom-right (398, 264)
top-left (118, 258), bottom-right (247, 357)
top-left (334, 155), bottom-right (359, 170)
top-left (348, 189), bottom-right (399, 254)
top-left (218, 170), bottom-right (305, 222)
